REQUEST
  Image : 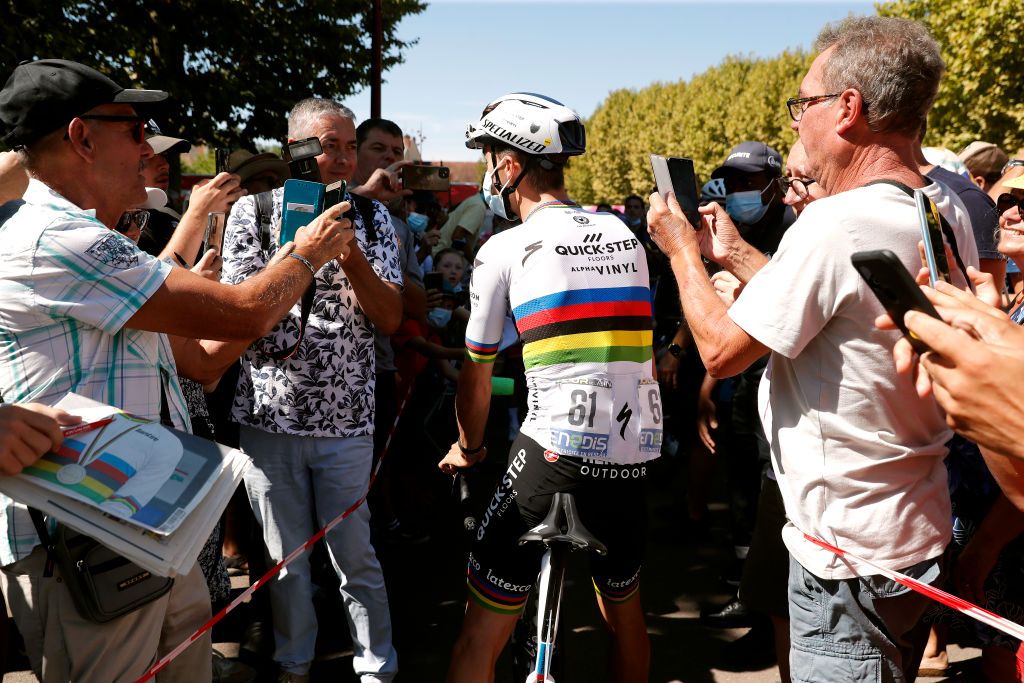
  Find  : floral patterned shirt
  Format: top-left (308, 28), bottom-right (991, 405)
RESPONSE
top-left (221, 189), bottom-right (403, 437)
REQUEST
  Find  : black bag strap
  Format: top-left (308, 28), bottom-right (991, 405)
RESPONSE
top-left (865, 179), bottom-right (972, 288)
top-left (258, 190), bottom-right (377, 362)
top-left (347, 192), bottom-right (378, 243)
top-left (28, 508), bottom-right (56, 577)
top-left (256, 190), bottom-right (276, 256)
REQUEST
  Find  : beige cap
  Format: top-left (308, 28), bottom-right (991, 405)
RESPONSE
top-left (957, 141), bottom-right (1008, 179)
top-left (227, 150), bottom-right (288, 185)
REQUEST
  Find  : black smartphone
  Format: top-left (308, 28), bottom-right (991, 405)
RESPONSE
top-left (914, 190), bottom-right (951, 286)
top-left (215, 148), bottom-right (231, 175)
top-left (650, 154), bottom-right (700, 228)
top-left (200, 212), bottom-right (226, 256)
top-left (851, 249), bottom-right (941, 353)
top-left (324, 180), bottom-right (346, 209)
top-left (285, 136), bottom-right (323, 183)
top-left (424, 272), bottom-right (443, 292)
top-left (403, 164), bottom-right (451, 192)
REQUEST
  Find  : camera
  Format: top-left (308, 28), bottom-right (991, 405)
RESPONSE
top-left (285, 137), bottom-right (323, 183)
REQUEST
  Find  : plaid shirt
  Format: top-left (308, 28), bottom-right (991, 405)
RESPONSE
top-left (0, 180), bottom-right (189, 564)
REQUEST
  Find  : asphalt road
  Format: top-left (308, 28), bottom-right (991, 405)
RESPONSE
top-left (3, 451), bottom-right (983, 682)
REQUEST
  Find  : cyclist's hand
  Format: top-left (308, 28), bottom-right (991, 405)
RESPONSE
top-left (697, 394), bottom-right (717, 453)
top-left (438, 442), bottom-right (487, 475)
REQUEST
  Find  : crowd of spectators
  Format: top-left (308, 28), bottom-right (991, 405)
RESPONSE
top-left (1, 12), bottom-right (1024, 683)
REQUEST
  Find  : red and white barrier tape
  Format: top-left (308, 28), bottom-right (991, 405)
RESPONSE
top-left (804, 534), bottom-right (1024, 643)
top-left (133, 388), bottom-right (413, 683)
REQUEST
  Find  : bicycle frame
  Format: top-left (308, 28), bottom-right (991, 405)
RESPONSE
top-left (530, 542), bottom-right (568, 683)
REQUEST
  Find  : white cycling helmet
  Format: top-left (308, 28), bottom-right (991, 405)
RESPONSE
top-left (465, 92), bottom-right (586, 165)
top-left (701, 178), bottom-right (727, 204)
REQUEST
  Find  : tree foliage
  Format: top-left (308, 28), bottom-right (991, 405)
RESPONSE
top-left (567, 51), bottom-right (810, 205)
top-left (0, 0), bottom-right (425, 148)
top-left (569, 0), bottom-right (1023, 204)
top-left (878, 0), bottom-right (1024, 154)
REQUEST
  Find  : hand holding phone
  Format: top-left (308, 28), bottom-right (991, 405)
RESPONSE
top-left (403, 164), bottom-right (451, 192)
top-left (215, 148), bottom-right (231, 175)
top-left (914, 190), bottom-right (951, 287)
top-left (201, 212), bottom-right (226, 256)
top-left (650, 154), bottom-right (700, 228)
top-left (852, 249), bottom-right (941, 353)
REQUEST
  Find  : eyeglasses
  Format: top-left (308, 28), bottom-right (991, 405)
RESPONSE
top-left (778, 176), bottom-right (816, 198)
top-left (1002, 159), bottom-right (1024, 176)
top-left (115, 209), bottom-right (150, 236)
top-left (78, 115), bottom-right (148, 143)
top-left (786, 94), bottom-right (841, 122)
top-left (996, 193), bottom-right (1024, 216)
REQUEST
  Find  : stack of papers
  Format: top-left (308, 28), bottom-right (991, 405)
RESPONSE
top-left (0, 393), bottom-right (250, 577)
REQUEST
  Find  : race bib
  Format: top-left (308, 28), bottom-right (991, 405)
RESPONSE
top-left (549, 379), bottom-right (612, 458)
top-left (636, 379), bottom-right (664, 456)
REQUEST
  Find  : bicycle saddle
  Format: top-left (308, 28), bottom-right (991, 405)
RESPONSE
top-left (517, 492), bottom-right (608, 556)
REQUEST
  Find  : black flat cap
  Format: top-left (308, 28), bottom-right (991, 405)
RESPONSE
top-left (0, 59), bottom-right (167, 148)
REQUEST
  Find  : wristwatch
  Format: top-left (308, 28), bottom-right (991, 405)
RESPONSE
top-left (667, 343), bottom-right (683, 358)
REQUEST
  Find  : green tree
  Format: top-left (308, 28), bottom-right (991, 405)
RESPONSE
top-left (0, 0), bottom-right (425, 148)
top-left (567, 51), bottom-right (810, 205)
top-left (878, 0), bottom-right (1024, 154)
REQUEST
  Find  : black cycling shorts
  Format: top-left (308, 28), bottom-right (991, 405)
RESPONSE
top-left (466, 433), bottom-right (650, 615)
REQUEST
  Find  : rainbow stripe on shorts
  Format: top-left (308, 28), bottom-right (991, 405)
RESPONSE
top-left (467, 564), bottom-right (530, 615)
top-left (513, 286), bottom-right (653, 369)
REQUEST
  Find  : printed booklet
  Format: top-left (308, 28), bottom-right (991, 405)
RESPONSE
top-left (0, 393), bottom-right (250, 576)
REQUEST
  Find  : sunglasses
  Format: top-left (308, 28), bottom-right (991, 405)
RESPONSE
top-left (115, 209), bottom-right (150, 236)
top-left (997, 193), bottom-right (1024, 217)
top-left (1002, 159), bottom-right (1024, 176)
top-left (777, 176), bottom-right (816, 198)
top-left (78, 115), bottom-right (148, 144)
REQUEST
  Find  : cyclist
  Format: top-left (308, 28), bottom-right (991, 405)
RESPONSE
top-left (439, 92), bottom-right (661, 683)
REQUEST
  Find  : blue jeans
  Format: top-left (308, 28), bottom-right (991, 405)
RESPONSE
top-left (241, 427), bottom-right (397, 681)
top-left (788, 554), bottom-right (940, 683)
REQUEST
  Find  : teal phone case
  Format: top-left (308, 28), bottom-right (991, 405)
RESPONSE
top-left (280, 179), bottom-right (325, 245)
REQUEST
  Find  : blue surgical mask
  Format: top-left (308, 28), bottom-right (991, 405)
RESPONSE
top-left (482, 164), bottom-right (513, 220)
top-left (725, 190), bottom-right (769, 225)
top-left (407, 212), bottom-right (428, 233)
top-left (427, 307), bottom-right (453, 328)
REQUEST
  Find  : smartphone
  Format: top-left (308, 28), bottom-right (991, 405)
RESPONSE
top-left (200, 212), bottom-right (226, 256)
top-left (285, 137), bottom-right (323, 183)
top-left (914, 190), bottom-right (951, 287)
top-left (280, 179), bottom-right (325, 246)
top-left (215, 148), bottom-right (231, 175)
top-left (851, 249), bottom-right (941, 353)
top-left (324, 180), bottom-right (346, 209)
top-left (424, 272), bottom-right (443, 292)
top-left (650, 154), bottom-right (700, 228)
top-left (403, 164), bottom-right (451, 192)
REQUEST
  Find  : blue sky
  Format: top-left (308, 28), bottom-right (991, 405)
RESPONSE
top-left (347, 0), bottom-right (875, 161)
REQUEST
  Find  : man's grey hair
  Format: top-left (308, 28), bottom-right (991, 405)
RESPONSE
top-left (288, 98), bottom-right (356, 139)
top-left (814, 16), bottom-right (945, 137)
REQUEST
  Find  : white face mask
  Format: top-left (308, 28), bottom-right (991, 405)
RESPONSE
top-left (482, 160), bottom-right (513, 220)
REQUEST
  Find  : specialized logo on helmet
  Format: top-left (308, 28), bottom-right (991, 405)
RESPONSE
top-left (530, 122), bottom-right (541, 133)
top-left (544, 450), bottom-right (559, 463)
top-left (573, 215), bottom-right (590, 225)
top-left (480, 119), bottom-right (547, 153)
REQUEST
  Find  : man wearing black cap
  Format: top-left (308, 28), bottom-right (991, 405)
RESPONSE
top-left (0, 58), bottom-right (351, 682)
top-left (697, 142), bottom-right (792, 659)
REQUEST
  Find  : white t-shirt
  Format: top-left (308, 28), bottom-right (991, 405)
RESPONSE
top-left (728, 182), bottom-right (978, 579)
